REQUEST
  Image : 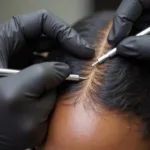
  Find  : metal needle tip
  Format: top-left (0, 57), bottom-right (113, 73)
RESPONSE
top-left (92, 61), bottom-right (99, 66)
top-left (79, 77), bottom-right (88, 80)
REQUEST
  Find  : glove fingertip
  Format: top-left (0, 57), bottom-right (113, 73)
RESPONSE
top-left (51, 62), bottom-right (71, 82)
top-left (107, 25), bottom-right (119, 47)
top-left (116, 36), bottom-right (140, 59)
top-left (62, 29), bottom-right (95, 59)
top-left (80, 44), bottom-right (95, 58)
top-left (107, 32), bottom-right (116, 46)
top-left (56, 62), bottom-right (70, 77)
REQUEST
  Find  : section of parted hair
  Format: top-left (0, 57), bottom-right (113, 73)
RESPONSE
top-left (58, 19), bottom-right (150, 138)
top-left (59, 23), bottom-right (112, 108)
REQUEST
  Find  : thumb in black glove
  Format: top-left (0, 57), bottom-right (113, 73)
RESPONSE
top-left (0, 62), bottom-right (70, 150)
top-left (117, 35), bottom-right (150, 60)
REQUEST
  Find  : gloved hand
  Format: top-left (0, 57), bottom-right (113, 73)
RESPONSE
top-left (108, 0), bottom-right (150, 60)
top-left (0, 9), bottom-right (94, 150)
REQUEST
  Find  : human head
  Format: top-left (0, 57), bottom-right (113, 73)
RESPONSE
top-left (40, 12), bottom-right (150, 150)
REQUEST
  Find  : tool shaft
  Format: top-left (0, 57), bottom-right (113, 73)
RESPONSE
top-left (0, 68), bottom-right (81, 81)
top-left (137, 27), bottom-right (150, 36)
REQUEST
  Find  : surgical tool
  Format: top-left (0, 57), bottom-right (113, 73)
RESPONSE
top-left (0, 68), bottom-right (87, 81)
top-left (92, 27), bottom-right (150, 66)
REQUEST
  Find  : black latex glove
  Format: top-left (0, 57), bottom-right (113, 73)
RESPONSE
top-left (108, 0), bottom-right (150, 60)
top-left (0, 9), bottom-right (94, 150)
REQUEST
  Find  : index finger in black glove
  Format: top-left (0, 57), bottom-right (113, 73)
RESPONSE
top-left (0, 9), bottom-right (94, 65)
top-left (108, 0), bottom-right (150, 46)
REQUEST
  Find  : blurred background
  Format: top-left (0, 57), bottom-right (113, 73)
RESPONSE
top-left (0, 0), bottom-right (121, 24)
